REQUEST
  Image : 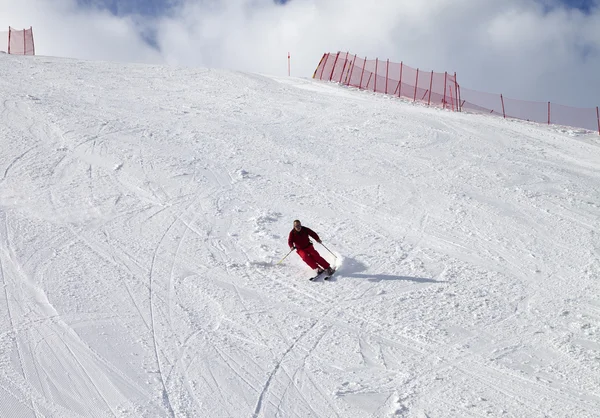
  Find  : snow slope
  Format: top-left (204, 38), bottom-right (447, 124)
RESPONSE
top-left (1, 54), bottom-right (600, 418)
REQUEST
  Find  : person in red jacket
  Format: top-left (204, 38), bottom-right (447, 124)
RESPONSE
top-left (288, 219), bottom-right (334, 275)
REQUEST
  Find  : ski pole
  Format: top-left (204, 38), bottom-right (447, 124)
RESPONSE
top-left (319, 242), bottom-right (337, 259)
top-left (276, 247), bottom-right (294, 265)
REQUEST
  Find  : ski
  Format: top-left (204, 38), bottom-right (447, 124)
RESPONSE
top-left (309, 268), bottom-right (336, 281)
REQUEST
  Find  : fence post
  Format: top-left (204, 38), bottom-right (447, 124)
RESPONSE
top-left (317, 53), bottom-right (329, 79)
top-left (398, 62), bottom-right (404, 97)
top-left (413, 69), bottom-right (419, 101)
top-left (374, 58), bottom-right (378, 92)
top-left (23, 29), bottom-right (26, 55)
top-left (7, 27), bottom-right (11, 54)
top-left (346, 54), bottom-right (357, 86)
top-left (338, 52), bottom-right (349, 84)
top-left (442, 72), bottom-right (448, 109)
top-left (454, 72), bottom-right (459, 111)
top-left (548, 102), bottom-right (551, 125)
top-left (501, 94), bottom-right (506, 118)
top-left (329, 52), bottom-right (340, 81)
top-left (427, 71), bottom-right (433, 106)
top-left (597, 106), bottom-right (599, 135)
top-left (385, 59), bottom-right (389, 94)
top-left (366, 73), bottom-right (373, 90)
top-left (359, 57), bottom-right (367, 89)
top-left (30, 27), bottom-right (35, 55)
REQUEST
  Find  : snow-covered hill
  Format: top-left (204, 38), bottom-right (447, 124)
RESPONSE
top-left (1, 54), bottom-right (599, 417)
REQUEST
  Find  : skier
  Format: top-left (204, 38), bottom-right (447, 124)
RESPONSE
top-left (288, 220), bottom-right (334, 276)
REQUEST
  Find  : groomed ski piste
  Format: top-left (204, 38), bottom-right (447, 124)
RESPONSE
top-left (1, 54), bottom-right (600, 418)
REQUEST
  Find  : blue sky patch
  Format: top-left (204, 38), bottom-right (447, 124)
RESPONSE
top-left (547, 0), bottom-right (597, 13)
top-left (562, 0), bottom-right (596, 13)
top-left (77, 0), bottom-right (291, 17)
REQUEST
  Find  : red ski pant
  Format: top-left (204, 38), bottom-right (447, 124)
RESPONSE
top-left (297, 245), bottom-right (330, 270)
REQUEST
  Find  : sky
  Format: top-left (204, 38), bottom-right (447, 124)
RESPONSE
top-left (1, 52), bottom-right (600, 417)
top-left (0, 1), bottom-right (599, 104)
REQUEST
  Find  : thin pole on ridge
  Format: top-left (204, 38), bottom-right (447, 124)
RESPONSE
top-left (427, 71), bottom-right (433, 106)
top-left (7, 27), bottom-right (10, 54)
top-left (359, 57), bottom-right (367, 89)
top-left (339, 52), bottom-right (349, 84)
top-left (329, 52), bottom-right (340, 81)
top-left (597, 106), bottom-right (599, 135)
top-left (23, 28), bottom-right (26, 55)
top-left (548, 102), bottom-right (551, 125)
top-left (413, 68), bottom-right (419, 101)
top-left (374, 58), bottom-right (378, 92)
top-left (501, 94), bottom-right (506, 118)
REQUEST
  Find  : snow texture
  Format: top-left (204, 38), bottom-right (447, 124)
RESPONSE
top-left (1, 54), bottom-right (600, 417)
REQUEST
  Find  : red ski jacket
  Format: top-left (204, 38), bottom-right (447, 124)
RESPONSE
top-left (288, 227), bottom-right (320, 250)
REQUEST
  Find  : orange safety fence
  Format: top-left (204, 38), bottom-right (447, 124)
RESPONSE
top-left (314, 52), bottom-right (600, 135)
top-left (460, 86), bottom-right (600, 133)
top-left (0, 27), bottom-right (35, 55)
top-left (314, 52), bottom-right (458, 111)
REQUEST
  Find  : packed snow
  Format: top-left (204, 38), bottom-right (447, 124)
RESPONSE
top-left (1, 54), bottom-right (600, 418)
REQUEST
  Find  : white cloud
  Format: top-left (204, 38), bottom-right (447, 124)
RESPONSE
top-left (1, 0), bottom-right (599, 107)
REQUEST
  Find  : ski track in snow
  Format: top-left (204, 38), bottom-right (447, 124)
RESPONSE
top-left (0, 55), bottom-right (599, 417)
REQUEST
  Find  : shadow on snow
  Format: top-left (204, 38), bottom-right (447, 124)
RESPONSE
top-left (331, 256), bottom-right (444, 284)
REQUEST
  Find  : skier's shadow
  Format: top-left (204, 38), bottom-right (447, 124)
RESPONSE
top-left (333, 256), bottom-right (443, 283)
